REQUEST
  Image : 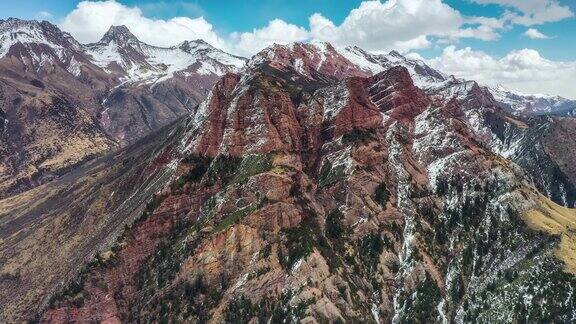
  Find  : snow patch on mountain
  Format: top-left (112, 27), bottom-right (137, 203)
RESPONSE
top-left (1, 20), bottom-right (246, 85)
top-left (490, 84), bottom-right (576, 116)
top-left (85, 32), bottom-right (246, 84)
top-left (0, 18), bottom-right (78, 62)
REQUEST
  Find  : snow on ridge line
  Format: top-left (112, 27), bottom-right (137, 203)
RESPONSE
top-left (0, 19), bottom-right (247, 84)
top-left (84, 39), bottom-right (247, 84)
top-left (1, 19), bottom-right (572, 113)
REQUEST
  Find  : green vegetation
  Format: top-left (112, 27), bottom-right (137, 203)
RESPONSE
top-left (259, 244), bottom-right (272, 259)
top-left (325, 208), bottom-right (345, 239)
top-left (223, 295), bottom-right (256, 323)
top-left (201, 195), bottom-right (218, 219)
top-left (358, 233), bottom-right (385, 273)
top-left (214, 204), bottom-right (258, 232)
top-left (278, 226), bottom-right (314, 270)
top-left (140, 217), bottom-right (195, 290)
top-left (47, 272), bottom-right (88, 309)
top-left (204, 154), bottom-right (273, 187)
top-left (384, 222), bottom-right (404, 240)
top-left (206, 155), bottom-right (243, 185)
top-left (436, 178), bottom-right (449, 195)
top-left (171, 155), bottom-right (212, 191)
top-left (318, 160), bottom-right (346, 188)
top-left (342, 128), bottom-right (376, 145)
top-left (247, 266), bottom-right (271, 281)
top-left (136, 193), bottom-right (163, 224)
top-left (465, 252), bottom-right (576, 323)
top-left (222, 292), bottom-right (313, 324)
top-left (399, 274), bottom-right (441, 323)
top-left (232, 153), bottom-right (274, 185)
top-left (374, 183), bottom-right (390, 207)
top-left (151, 275), bottom-right (222, 323)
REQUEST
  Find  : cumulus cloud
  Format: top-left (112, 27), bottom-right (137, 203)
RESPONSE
top-left (228, 0), bottom-right (508, 56)
top-left (428, 46), bottom-right (576, 99)
top-left (523, 28), bottom-right (550, 39)
top-left (230, 19), bottom-right (309, 56)
top-left (59, 0), bottom-right (225, 49)
top-left (472, 0), bottom-right (574, 25)
top-left (309, 0), bottom-right (502, 53)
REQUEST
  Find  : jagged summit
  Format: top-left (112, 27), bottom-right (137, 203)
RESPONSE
top-left (0, 17), bottom-right (42, 28)
top-left (0, 18), bottom-right (69, 40)
top-left (0, 18), bottom-right (80, 58)
top-left (387, 50), bottom-right (405, 59)
top-left (490, 84), bottom-right (576, 115)
top-left (98, 25), bottom-right (140, 45)
top-left (177, 39), bottom-right (214, 53)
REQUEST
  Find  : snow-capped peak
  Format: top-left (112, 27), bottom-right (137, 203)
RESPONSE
top-left (334, 46), bottom-right (448, 90)
top-left (489, 84), bottom-right (576, 115)
top-left (1, 18), bottom-right (571, 117)
top-left (0, 18), bottom-right (80, 59)
top-left (84, 25), bottom-right (246, 84)
top-left (98, 25), bottom-right (140, 46)
top-left (387, 50), bottom-right (405, 61)
top-left (177, 39), bottom-right (212, 53)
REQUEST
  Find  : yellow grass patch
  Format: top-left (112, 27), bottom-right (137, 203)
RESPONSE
top-left (504, 116), bottom-right (529, 129)
top-left (523, 195), bottom-right (576, 274)
top-left (99, 250), bottom-right (116, 261)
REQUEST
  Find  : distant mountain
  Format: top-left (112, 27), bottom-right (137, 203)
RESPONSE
top-left (84, 25), bottom-right (245, 85)
top-left (83, 25), bottom-right (246, 144)
top-left (343, 46), bottom-right (576, 117)
top-left (0, 18), bottom-right (246, 197)
top-left (257, 41), bottom-right (576, 118)
top-left (489, 85), bottom-right (576, 116)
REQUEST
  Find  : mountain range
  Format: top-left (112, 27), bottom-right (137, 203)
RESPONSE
top-left (1, 18), bottom-right (576, 323)
top-left (0, 18), bottom-right (245, 198)
top-left (1, 18), bottom-right (574, 201)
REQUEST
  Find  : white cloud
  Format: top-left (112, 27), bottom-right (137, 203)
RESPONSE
top-left (405, 52), bottom-right (425, 61)
top-left (231, 0), bottom-right (501, 56)
top-left (472, 0), bottom-right (573, 25)
top-left (523, 28), bottom-right (550, 39)
top-left (230, 19), bottom-right (309, 56)
top-left (309, 0), bottom-right (502, 53)
top-left (59, 0), bottom-right (225, 49)
top-left (428, 46), bottom-right (576, 99)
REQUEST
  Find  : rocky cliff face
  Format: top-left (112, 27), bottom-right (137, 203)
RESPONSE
top-left (0, 18), bottom-right (245, 197)
top-left (29, 44), bottom-right (576, 323)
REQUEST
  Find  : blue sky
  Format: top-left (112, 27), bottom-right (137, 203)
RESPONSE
top-left (1, 0), bottom-right (575, 97)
